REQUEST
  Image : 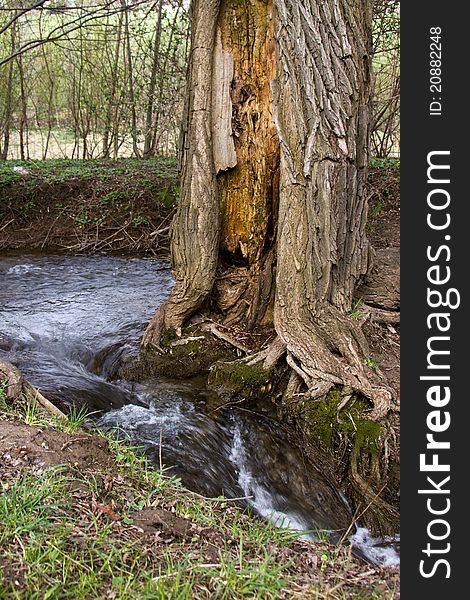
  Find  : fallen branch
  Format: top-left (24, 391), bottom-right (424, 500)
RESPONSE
top-left (26, 383), bottom-right (67, 419)
top-left (0, 359), bottom-right (67, 419)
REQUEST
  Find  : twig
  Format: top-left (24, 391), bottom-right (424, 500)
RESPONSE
top-left (338, 482), bottom-right (389, 545)
top-left (26, 384), bottom-right (67, 419)
top-left (149, 225), bottom-right (171, 237)
top-left (0, 218), bottom-right (14, 232)
top-left (61, 437), bottom-right (89, 451)
top-left (182, 489), bottom-right (254, 502)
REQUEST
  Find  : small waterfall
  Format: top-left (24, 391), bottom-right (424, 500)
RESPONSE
top-left (228, 423), bottom-right (314, 534)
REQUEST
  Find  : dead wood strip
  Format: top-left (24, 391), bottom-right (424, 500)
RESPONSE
top-left (202, 323), bottom-right (251, 354)
top-left (149, 225), bottom-right (171, 237)
top-left (26, 384), bottom-right (67, 419)
top-left (359, 304), bottom-right (400, 326)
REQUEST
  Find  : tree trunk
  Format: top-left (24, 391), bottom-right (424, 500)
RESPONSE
top-left (123, 2), bottom-right (142, 159)
top-left (0, 26), bottom-right (16, 160)
top-left (272, 0), bottom-right (392, 418)
top-left (16, 51), bottom-right (28, 161)
top-left (143, 0), bottom-right (164, 158)
top-left (142, 0), bottom-right (393, 419)
top-left (102, 11), bottom-right (124, 159)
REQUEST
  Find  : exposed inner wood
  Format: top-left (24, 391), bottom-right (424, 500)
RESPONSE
top-left (216, 0), bottom-right (280, 266)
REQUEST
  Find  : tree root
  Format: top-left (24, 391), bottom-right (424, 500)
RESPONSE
top-left (241, 336), bottom-right (287, 369)
top-left (141, 305), bottom-right (167, 351)
top-left (349, 445), bottom-right (400, 536)
top-left (275, 303), bottom-right (394, 421)
top-left (0, 359), bottom-right (23, 401)
top-left (358, 304), bottom-right (400, 326)
top-left (142, 298), bottom-right (395, 421)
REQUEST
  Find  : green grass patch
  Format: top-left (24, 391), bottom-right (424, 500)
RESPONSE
top-left (100, 190), bottom-right (130, 205)
top-left (0, 468), bottom-right (67, 543)
top-left (0, 429), bottom-right (299, 599)
top-left (0, 164), bottom-right (22, 186)
top-left (369, 157), bottom-right (400, 169)
top-left (0, 157), bottom-right (178, 185)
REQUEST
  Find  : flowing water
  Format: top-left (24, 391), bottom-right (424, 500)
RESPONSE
top-left (0, 253), bottom-right (399, 566)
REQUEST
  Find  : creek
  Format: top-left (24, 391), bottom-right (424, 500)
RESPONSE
top-left (0, 253), bottom-right (399, 566)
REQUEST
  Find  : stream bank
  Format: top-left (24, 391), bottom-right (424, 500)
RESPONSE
top-left (0, 398), bottom-right (400, 598)
top-left (0, 159), bottom-right (401, 585)
top-left (0, 158), bottom-right (178, 256)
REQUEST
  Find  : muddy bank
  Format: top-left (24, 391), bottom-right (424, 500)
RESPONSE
top-left (0, 158), bottom-right (178, 256)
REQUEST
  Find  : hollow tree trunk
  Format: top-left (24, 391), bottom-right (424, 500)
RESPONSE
top-left (143, 0), bottom-right (393, 418)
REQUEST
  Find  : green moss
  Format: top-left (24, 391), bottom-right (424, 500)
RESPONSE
top-left (124, 327), bottom-right (238, 382)
top-left (207, 360), bottom-right (274, 405)
top-left (159, 327), bottom-right (178, 349)
top-left (354, 419), bottom-right (381, 455)
top-left (298, 392), bottom-right (381, 455)
top-left (299, 391), bottom-right (340, 447)
top-left (216, 361), bottom-right (270, 386)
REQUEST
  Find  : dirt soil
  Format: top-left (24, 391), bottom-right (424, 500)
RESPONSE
top-left (0, 420), bottom-right (113, 475)
top-left (364, 165), bottom-right (400, 403)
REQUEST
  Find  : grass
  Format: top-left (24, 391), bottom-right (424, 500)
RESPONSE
top-left (0, 387), bottom-right (399, 598)
top-left (364, 356), bottom-right (378, 371)
top-left (369, 157), bottom-right (400, 169)
top-left (0, 439), bottom-right (297, 598)
top-left (0, 165), bottom-right (21, 187)
top-left (0, 157), bottom-right (178, 186)
top-left (54, 403), bottom-right (92, 434)
top-left (350, 299), bottom-right (363, 320)
top-left (0, 468), bottom-right (67, 543)
top-left (0, 380), bottom-right (10, 411)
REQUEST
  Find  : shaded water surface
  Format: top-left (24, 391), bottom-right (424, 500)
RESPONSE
top-left (0, 254), bottom-right (399, 566)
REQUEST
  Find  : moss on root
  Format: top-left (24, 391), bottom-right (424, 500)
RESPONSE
top-left (294, 392), bottom-right (380, 452)
top-left (208, 360), bottom-right (274, 404)
top-left (119, 327), bottom-right (237, 381)
top-left (286, 391), bottom-right (399, 536)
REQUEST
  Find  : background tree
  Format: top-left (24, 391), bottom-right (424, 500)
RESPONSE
top-left (142, 0), bottom-right (394, 420)
top-left (371, 0), bottom-right (400, 158)
top-left (0, 0), bottom-right (397, 161)
top-left (0, 0), bottom-right (190, 159)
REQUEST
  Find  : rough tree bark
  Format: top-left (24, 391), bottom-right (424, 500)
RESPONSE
top-left (142, 0), bottom-right (393, 420)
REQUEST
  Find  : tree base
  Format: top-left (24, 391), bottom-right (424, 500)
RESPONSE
top-left (138, 320), bottom-right (400, 537)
